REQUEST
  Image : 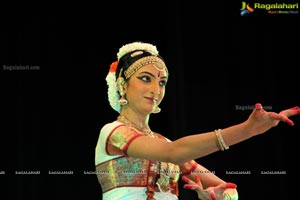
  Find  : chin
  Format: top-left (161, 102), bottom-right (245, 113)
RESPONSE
top-left (142, 108), bottom-right (153, 115)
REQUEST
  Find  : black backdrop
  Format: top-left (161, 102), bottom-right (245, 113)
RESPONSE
top-left (1, 1), bottom-right (299, 200)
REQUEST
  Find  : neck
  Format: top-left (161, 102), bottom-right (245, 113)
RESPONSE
top-left (117, 114), bottom-right (147, 129)
top-left (117, 114), bottom-right (153, 137)
top-left (119, 110), bottom-right (150, 129)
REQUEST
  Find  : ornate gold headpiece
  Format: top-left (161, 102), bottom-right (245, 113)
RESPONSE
top-left (124, 55), bottom-right (168, 79)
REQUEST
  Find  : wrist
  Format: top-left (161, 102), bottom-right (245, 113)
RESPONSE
top-left (241, 121), bottom-right (257, 137)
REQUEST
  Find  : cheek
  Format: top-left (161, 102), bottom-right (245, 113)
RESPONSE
top-left (126, 85), bottom-right (146, 101)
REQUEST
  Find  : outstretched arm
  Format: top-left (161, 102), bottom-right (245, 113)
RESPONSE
top-left (126, 103), bottom-right (300, 164)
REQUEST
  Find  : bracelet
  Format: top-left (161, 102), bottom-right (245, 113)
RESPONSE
top-left (215, 129), bottom-right (224, 151)
top-left (215, 129), bottom-right (229, 151)
top-left (215, 129), bottom-right (229, 150)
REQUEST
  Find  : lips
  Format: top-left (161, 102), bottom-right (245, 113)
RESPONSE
top-left (145, 97), bottom-right (157, 104)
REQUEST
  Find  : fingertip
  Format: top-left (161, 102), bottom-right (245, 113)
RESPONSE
top-left (285, 119), bottom-right (294, 126)
top-left (210, 193), bottom-right (216, 200)
top-left (226, 182), bottom-right (237, 188)
top-left (181, 176), bottom-right (189, 183)
top-left (183, 184), bottom-right (191, 189)
top-left (255, 103), bottom-right (262, 110)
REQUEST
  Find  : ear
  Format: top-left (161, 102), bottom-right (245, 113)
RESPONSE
top-left (123, 82), bottom-right (128, 93)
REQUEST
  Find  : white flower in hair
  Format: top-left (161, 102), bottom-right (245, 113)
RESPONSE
top-left (117, 41), bottom-right (159, 61)
top-left (106, 71), bottom-right (121, 113)
top-left (106, 61), bottom-right (121, 113)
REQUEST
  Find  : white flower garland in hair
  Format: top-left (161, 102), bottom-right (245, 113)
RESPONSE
top-left (106, 71), bottom-right (121, 113)
top-left (117, 41), bottom-right (159, 61)
top-left (106, 61), bottom-right (121, 113)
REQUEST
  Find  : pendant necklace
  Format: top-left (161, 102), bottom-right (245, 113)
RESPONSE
top-left (117, 115), bottom-right (155, 137)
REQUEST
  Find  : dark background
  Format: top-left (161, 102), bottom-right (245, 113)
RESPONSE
top-left (1, 1), bottom-right (299, 200)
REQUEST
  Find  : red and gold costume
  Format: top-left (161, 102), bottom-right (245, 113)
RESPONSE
top-left (95, 121), bottom-right (197, 200)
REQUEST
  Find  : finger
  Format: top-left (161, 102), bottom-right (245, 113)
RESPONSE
top-left (255, 103), bottom-right (263, 110)
top-left (181, 176), bottom-right (191, 183)
top-left (283, 118), bottom-right (294, 126)
top-left (269, 112), bottom-right (294, 126)
top-left (217, 182), bottom-right (237, 190)
top-left (280, 106), bottom-right (300, 117)
top-left (195, 174), bottom-right (201, 184)
top-left (182, 175), bottom-right (204, 189)
top-left (195, 174), bottom-right (204, 189)
top-left (287, 106), bottom-right (300, 116)
top-left (183, 184), bottom-right (198, 190)
top-left (225, 182), bottom-right (237, 189)
top-left (291, 106), bottom-right (300, 110)
top-left (210, 192), bottom-right (216, 200)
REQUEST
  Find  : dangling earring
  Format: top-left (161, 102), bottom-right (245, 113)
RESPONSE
top-left (116, 76), bottom-right (128, 105)
top-left (152, 107), bottom-right (161, 114)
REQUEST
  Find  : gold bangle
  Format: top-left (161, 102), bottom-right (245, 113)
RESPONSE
top-left (215, 129), bottom-right (224, 151)
top-left (215, 129), bottom-right (229, 150)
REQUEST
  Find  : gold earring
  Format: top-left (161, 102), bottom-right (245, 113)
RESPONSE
top-left (116, 77), bottom-right (128, 105)
top-left (152, 107), bottom-right (161, 114)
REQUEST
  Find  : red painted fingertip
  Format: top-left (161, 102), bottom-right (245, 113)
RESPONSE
top-left (255, 103), bottom-right (262, 109)
top-left (226, 182), bottom-right (237, 188)
top-left (210, 193), bottom-right (216, 200)
top-left (181, 176), bottom-right (189, 183)
top-left (288, 120), bottom-right (294, 126)
top-left (183, 184), bottom-right (193, 189)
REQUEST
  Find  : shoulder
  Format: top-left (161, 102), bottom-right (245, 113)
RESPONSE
top-left (100, 121), bottom-right (142, 135)
top-left (100, 121), bottom-right (123, 134)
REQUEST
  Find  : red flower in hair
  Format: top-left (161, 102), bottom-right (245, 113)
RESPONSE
top-left (109, 61), bottom-right (118, 72)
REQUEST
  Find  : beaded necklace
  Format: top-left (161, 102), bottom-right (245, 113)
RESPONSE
top-left (117, 115), bottom-right (155, 137)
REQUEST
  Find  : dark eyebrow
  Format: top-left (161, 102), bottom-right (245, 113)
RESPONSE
top-left (138, 71), bottom-right (168, 80)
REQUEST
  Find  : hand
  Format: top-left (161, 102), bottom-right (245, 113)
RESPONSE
top-left (246, 103), bottom-right (300, 136)
top-left (182, 175), bottom-right (237, 200)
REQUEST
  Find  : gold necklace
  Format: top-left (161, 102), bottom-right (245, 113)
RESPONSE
top-left (117, 115), bottom-right (155, 137)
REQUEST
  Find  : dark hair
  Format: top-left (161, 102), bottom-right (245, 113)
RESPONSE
top-left (116, 50), bottom-right (165, 80)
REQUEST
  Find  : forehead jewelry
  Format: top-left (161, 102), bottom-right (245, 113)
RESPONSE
top-left (124, 56), bottom-right (167, 79)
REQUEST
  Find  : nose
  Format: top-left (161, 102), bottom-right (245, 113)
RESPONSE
top-left (150, 81), bottom-right (161, 97)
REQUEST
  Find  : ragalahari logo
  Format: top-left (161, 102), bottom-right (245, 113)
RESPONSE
top-left (240, 1), bottom-right (254, 16)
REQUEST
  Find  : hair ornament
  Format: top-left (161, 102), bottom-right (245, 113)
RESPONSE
top-left (117, 41), bottom-right (159, 61)
top-left (109, 61), bottom-right (118, 72)
top-left (106, 61), bottom-right (121, 113)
